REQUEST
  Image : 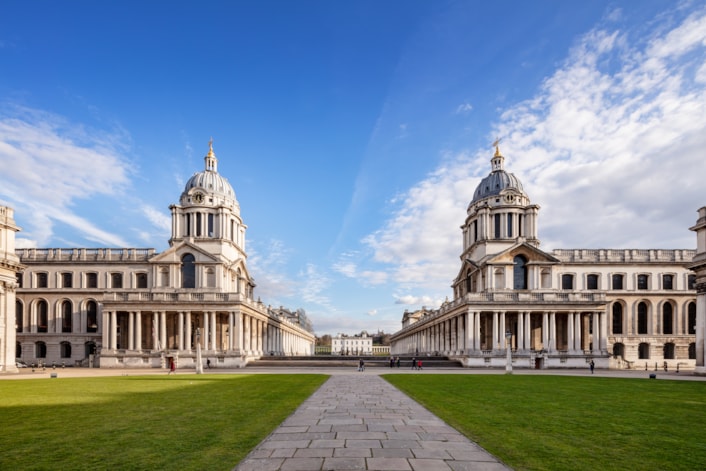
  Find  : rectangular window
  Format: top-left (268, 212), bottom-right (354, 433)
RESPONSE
top-left (208, 213), bottom-right (214, 237)
top-left (473, 220), bottom-right (478, 242)
top-left (637, 274), bottom-right (649, 290)
top-left (612, 274), bottom-right (624, 290)
top-left (230, 220), bottom-right (235, 242)
top-left (587, 274), bottom-right (598, 290)
top-left (518, 215), bottom-right (523, 237)
top-left (196, 213), bottom-right (202, 237)
top-left (494, 214), bottom-right (501, 238)
top-left (16, 272), bottom-right (23, 288)
top-left (136, 273), bottom-right (148, 289)
top-left (507, 214), bottom-right (513, 238)
top-left (36, 272), bottom-right (48, 288)
top-left (561, 274), bottom-right (574, 290)
top-left (111, 273), bottom-right (123, 289)
top-left (662, 274), bottom-right (673, 290)
top-left (186, 214), bottom-right (191, 236)
top-left (62, 272), bottom-right (72, 288)
top-left (86, 272), bottom-right (98, 288)
top-left (688, 274), bottom-right (696, 290)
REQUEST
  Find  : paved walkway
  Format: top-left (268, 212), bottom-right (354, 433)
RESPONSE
top-left (234, 373), bottom-right (510, 471)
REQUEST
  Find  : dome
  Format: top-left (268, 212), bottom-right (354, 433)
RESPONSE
top-left (179, 140), bottom-right (238, 206)
top-left (470, 144), bottom-right (525, 204)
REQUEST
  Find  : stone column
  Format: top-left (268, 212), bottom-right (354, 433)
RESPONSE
top-left (542, 312), bottom-right (549, 351)
top-left (210, 311), bottom-right (217, 351)
top-left (493, 312), bottom-right (499, 350)
top-left (135, 311), bottom-right (142, 351)
top-left (575, 313), bottom-right (582, 352)
top-left (549, 312), bottom-right (557, 352)
top-left (185, 312), bottom-right (192, 351)
top-left (202, 313), bottom-right (209, 351)
top-left (152, 312), bottom-right (159, 350)
top-left (466, 310), bottom-right (474, 353)
top-left (517, 312), bottom-right (525, 351)
top-left (178, 312), bottom-right (184, 350)
top-left (592, 311), bottom-right (600, 354)
top-left (567, 312), bottom-right (575, 353)
top-left (500, 312), bottom-right (506, 349)
top-left (110, 311), bottom-right (117, 351)
top-left (600, 310), bottom-right (608, 353)
top-left (160, 311), bottom-right (167, 351)
top-left (128, 312), bottom-right (134, 351)
top-left (525, 312), bottom-right (531, 350)
top-left (474, 312), bottom-right (481, 351)
top-left (102, 311), bottom-right (110, 350)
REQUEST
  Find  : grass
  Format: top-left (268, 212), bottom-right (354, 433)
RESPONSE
top-left (0, 374), bottom-right (327, 471)
top-left (383, 374), bottom-right (706, 471)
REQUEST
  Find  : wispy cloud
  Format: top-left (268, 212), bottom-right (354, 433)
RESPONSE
top-left (0, 105), bottom-right (133, 246)
top-left (455, 102), bottom-right (473, 114)
top-left (362, 6), bottom-right (706, 308)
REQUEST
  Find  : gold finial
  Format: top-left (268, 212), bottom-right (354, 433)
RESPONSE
top-left (208, 137), bottom-right (214, 154)
top-left (492, 137), bottom-right (502, 157)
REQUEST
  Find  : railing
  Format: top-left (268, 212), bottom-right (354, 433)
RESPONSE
top-left (17, 247), bottom-right (157, 262)
top-left (551, 248), bottom-right (695, 263)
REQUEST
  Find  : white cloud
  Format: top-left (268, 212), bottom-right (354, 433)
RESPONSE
top-left (363, 6), bottom-right (706, 306)
top-left (0, 106), bottom-right (133, 246)
top-left (456, 102), bottom-right (473, 114)
top-left (247, 238), bottom-right (296, 302)
top-left (367, 309), bottom-right (377, 316)
top-left (141, 205), bottom-right (171, 233)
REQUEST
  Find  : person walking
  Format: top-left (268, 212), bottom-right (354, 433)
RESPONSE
top-left (358, 358), bottom-right (365, 372)
top-left (168, 359), bottom-right (176, 374)
top-left (411, 357), bottom-right (416, 370)
top-left (589, 360), bottom-right (595, 374)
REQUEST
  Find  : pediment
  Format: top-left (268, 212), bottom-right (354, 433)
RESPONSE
top-left (149, 241), bottom-right (221, 264)
top-left (486, 242), bottom-right (560, 265)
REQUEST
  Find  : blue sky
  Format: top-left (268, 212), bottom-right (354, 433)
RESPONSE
top-left (1, 1), bottom-right (705, 336)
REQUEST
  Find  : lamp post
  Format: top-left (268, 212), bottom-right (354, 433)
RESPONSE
top-left (505, 329), bottom-right (513, 374)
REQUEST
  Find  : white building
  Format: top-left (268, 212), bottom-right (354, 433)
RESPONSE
top-left (10, 142), bottom-right (314, 370)
top-left (332, 332), bottom-right (373, 356)
top-left (391, 145), bottom-right (697, 370)
top-left (689, 207), bottom-right (706, 375)
top-left (0, 206), bottom-right (23, 373)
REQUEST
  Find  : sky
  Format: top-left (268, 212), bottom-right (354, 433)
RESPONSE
top-left (1, 1), bottom-right (705, 336)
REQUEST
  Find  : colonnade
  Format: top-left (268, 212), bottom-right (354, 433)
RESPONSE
top-left (392, 309), bottom-right (608, 356)
top-left (101, 309), bottom-right (311, 355)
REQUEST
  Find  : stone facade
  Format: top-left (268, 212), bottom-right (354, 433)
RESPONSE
top-left (0, 206), bottom-right (23, 372)
top-left (391, 145), bottom-right (697, 370)
top-left (332, 333), bottom-right (373, 356)
top-left (689, 206), bottom-right (706, 375)
top-left (13, 143), bottom-right (314, 369)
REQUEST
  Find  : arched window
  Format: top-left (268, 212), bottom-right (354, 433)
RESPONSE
top-left (136, 273), bottom-right (148, 289)
top-left (37, 300), bottom-right (48, 333)
top-left (662, 303), bottom-right (673, 335)
top-left (86, 301), bottom-right (98, 333)
top-left (513, 255), bottom-right (528, 290)
top-left (612, 303), bottom-right (623, 334)
top-left (638, 342), bottom-right (650, 359)
top-left (612, 342), bottom-right (625, 358)
top-left (36, 341), bottom-right (47, 358)
top-left (663, 343), bottom-right (675, 360)
top-left (688, 302), bottom-right (696, 335)
top-left (637, 302), bottom-right (648, 334)
top-left (62, 301), bottom-right (72, 333)
top-left (181, 253), bottom-right (196, 288)
top-left (85, 341), bottom-right (97, 357)
top-left (16, 300), bottom-right (23, 332)
top-left (60, 341), bottom-right (72, 359)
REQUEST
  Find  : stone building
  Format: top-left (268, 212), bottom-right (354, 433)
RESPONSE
top-left (0, 206), bottom-right (23, 373)
top-left (689, 206), bottom-right (706, 375)
top-left (391, 145), bottom-right (697, 370)
top-left (332, 332), bottom-right (373, 356)
top-left (12, 142), bottom-right (314, 369)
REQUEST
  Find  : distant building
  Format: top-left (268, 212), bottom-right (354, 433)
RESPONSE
top-left (391, 145), bottom-right (697, 370)
top-left (10, 142), bottom-right (314, 370)
top-left (332, 332), bottom-right (373, 356)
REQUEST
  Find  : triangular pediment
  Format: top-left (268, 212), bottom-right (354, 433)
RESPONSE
top-left (149, 240), bottom-right (222, 264)
top-left (455, 242), bottom-right (559, 282)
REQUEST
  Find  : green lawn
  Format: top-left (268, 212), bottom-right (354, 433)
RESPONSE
top-left (383, 374), bottom-right (706, 471)
top-left (0, 374), bottom-right (327, 471)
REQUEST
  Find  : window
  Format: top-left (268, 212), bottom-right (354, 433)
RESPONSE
top-left (160, 267), bottom-right (169, 287)
top-left (662, 303), bottom-right (673, 335)
top-left (561, 274), bottom-right (574, 290)
top-left (230, 219), bottom-right (235, 242)
top-left (507, 214), bottom-right (513, 238)
top-left (136, 273), bottom-right (148, 289)
top-left (513, 255), bottom-right (527, 290)
top-left (36, 342), bottom-right (47, 358)
top-left (688, 274), bottom-right (696, 290)
top-left (111, 273), bottom-right (123, 288)
top-left (612, 274), bottom-right (624, 290)
top-left (587, 274), bottom-right (599, 290)
top-left (182, 253), bottom-right (196, 288)
top-left (206, 268), bottom-right (216, 288)
top-left (637, 274), bottom-right (649, 290)
top-left (689, 343), bottom-right (696, 360)
top-left (62, 272), bottom-right (73, 288)
top-left (37, 300), bottom-right (48, 333)
top-left (541, 269), bottom-right (551, 289)
top-left (62, 301), bottom-right (72, 333)
top-left (36, 272), bottom-right (48, 288)
top-left (60, 341), bottom-right (72, 359)
top-left (16, 272), bottom-right (23, 288)
top-left (613, 343), bottom-right (625, 358)
top-left (637, 302), bottom-right (648, 334)
top-left (518, 215), bottom-right (523, 237)
top-left (688, 302), bottom-right (696, 335)
top-left (196, 213), bottom-right (202, 237)
top-left (638, 342), bottom-right (650, 360)
top-left (208, 214), bottom-right (214, 237)
top-left (473, 220), bottom-right (478, 242)
top-left (16, 301), bottom-right (23, 332)
top-left (612, 303), bottom-right (623, 334)
top-left (494, 214), bottom-right (501, 238)
top-left (86, 301), bottom-right (98, 333)
top-left (86, 272), bottom-right (98, 288)
top-left (662, 274), bottom-right (673, 290)
top-left (663, 343), bottom-right (675, 360)
top-left (186, 214), bottom-right (191, 236)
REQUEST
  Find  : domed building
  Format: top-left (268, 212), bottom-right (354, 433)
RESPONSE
top-left (11, 141), bottom-right (314, 370)
top-left (391, 143), bottom-right (698, 371)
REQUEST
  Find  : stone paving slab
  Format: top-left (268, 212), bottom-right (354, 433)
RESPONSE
top-left (234, 374), bottom-right (511, 470)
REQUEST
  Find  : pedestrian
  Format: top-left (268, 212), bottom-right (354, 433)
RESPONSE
top-left (411, 357), bottom-right (416, 370)
top-left (358, 358), bottom-right (365, 372)
top-left (418, 359), bottom-right (423, 370)
top-left (589, 360), bottom-right (595, 374)
top-left (168, 359), bottom-right (175, 374)
top-left (396, 357), bottom-right (401, 368)
top-left (390, 357), bottom-right (394, 368)
top-left (206, 358), bottom-right (211, 369)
